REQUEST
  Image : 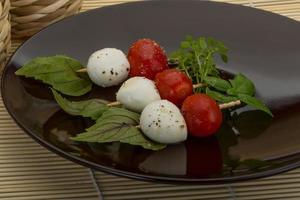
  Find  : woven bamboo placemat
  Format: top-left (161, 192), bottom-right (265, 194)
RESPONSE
top-left (2, 0), bottom-right (300, 199)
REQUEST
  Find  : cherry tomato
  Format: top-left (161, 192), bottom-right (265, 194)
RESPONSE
top-left (128, 39), bottom-right (169, 80)
top-left (185, 137), bottom-right (223, 177)
top-left (155, 69), bottom-right (193, 106)
top-left (181, 94), bottom-right (223, 137)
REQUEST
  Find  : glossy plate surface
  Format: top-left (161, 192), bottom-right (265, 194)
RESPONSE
top-left (2, 0), bottom-right (300, 183)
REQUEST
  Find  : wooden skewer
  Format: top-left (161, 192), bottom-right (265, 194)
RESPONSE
top-left (107, 100), bottom-right (241, 110)
top-left (219, 100), bottom-right (241, 109)
top-left (107, 101), bottom-right (122, 107)
top-left (134, 101), bottom-right (241, 129)
top-left (77, 66), bottom-right (240, 110)
top-left (135, 125), bottom-right (141, 129)
top-left (193, 83), bottom-right (207, 89)
top-left (77, 68), bottom-right (87, 73)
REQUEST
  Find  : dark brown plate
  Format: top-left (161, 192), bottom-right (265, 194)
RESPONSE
top-left (2, 0), bottom-right (300, 183)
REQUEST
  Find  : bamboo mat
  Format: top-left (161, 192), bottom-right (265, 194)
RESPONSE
top-left (2, 0), bottom-right (300, 200)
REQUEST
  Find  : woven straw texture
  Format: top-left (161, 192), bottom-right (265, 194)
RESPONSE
top-left (1, 0), bottom-right (300, 200)
top-left (10, 0), bottom-right (83, 38)
top-left (0, 0), bottom-right (10, 72)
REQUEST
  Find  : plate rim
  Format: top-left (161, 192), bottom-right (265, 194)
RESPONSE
top-left (2, 0), bottom-right (300, 183)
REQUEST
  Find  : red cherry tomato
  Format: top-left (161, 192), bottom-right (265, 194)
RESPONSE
top-left (155, 69), bottom-right (193, 107)
top-left (181, 94), bottom-right (223, 137)
top-left (128, 39), bottom-right (169, 80)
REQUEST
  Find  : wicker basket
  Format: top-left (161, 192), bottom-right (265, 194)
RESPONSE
top-left (0, 0), bottom-right (10, 72)
top-left (10, 0), bottom-right (83, 38)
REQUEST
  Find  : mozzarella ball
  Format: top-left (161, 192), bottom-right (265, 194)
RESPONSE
top-left (116, 77), bottom-right (161, 112)
top-left (86, 48), bottom-right (130, 87)
top-left (140, 100), bottom-right (188, 144)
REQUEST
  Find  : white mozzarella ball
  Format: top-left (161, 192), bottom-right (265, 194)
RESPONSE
top-left (86, 48), bottom-right (130, 87)
top-left (116, 77), bottom-right (161, 113)
top-left (140, 100), bottom-right (187, 144)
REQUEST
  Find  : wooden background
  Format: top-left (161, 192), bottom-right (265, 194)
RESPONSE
top-left (1, 0), bottom-right (300, 199)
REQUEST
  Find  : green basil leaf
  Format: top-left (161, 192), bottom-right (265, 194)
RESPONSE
top-left (51, 88), bottom-right (108, 120)
top-left (206, 88), bottom-right (238, 103)
top-left (227, 73), bottom-right (255, 96)
top-left (15, 55), bottom-right (92, 96)
top-left (173, 36), bottom-right (228, 84)
top-left (237, 94), bottom-right (273, 116)
top-left (198, 37), bottom-right (207, 49)
top-left (204, 76), bottom-right (231, 92)
top-left (95, 107), bottom-right (140, 123)
top-left (221, 54), bottom-right (228, 63)
top-left (72, 108), bottom-right (166, 151)
top-left (180, 41), bottom-right (190, 49)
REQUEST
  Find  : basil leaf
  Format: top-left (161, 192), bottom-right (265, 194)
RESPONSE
top-left (237, 94), bottom-right (273, 116)
top-left (180, 41), bottom-right (190, 49)
top-left (51, 88), bottom-right (108, 120)
top-left (173, 36), bottom-right (228, 84)
top-left (206, 88), bottom-right (238, 103)
top-left (72, 108), bottom-right (166, 151)
top-left (198, 37), bottom-right (207, 49)
top-left (227, 73), bottom-right (255, 96)
top-left (96, 107), bottom-right (140, 123)
top-left (204, 76), bottom-right (231, 92)
top-left (15, 55), bottom-right (92, 96)
top-left (221, 54), bottom-right (228, 63)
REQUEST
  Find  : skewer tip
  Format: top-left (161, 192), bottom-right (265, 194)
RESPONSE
top-left (77, 68), bottom-right (88, 73)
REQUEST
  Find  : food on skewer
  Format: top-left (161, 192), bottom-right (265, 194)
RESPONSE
top-left (86, 48), bottom-right (130, 87)
top-left (15, 35), bottom-right (273, 151)
top-left (155, 69), bottom-right (193, 107)
top-left (140, 100), bottom-right (187, 144)
top-left (116, 77), bottom-right (161, 112)
top-left (181, 94), bottom-right (223, 137)
top-left (128, 39), bottom-right (169, 80)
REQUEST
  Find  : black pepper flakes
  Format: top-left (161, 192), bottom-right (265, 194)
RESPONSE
top-left (126, 68), bottom-right (129, 71)
top-left (115, 72), bottom-right (119, 76)
top-left (180, 125), bottom-right (185, 128)
top-left (102, 71), bottom-right (106, 74)
top-left (110, 69), bottom-right (114, 75)
top-left (155, 122), bottom-right (159, 126)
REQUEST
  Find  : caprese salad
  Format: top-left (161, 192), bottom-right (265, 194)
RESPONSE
top-left (15, 36), bottom-right (272, 150)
